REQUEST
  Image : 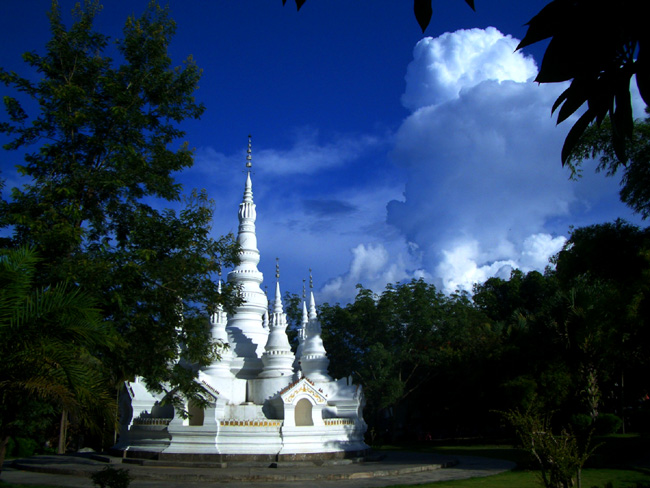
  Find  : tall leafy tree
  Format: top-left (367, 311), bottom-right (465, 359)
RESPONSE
top-left (566, 115), bottom-right (650, 219)
top-left (411, 288), bottom-right (503, 437)
top-left (0, 1), bottom-right (239, 408)
top-left (317, 225), bottom-right (650, 438)
top-left (473, 269), bottom-right (556, 324)
top-left (517, 0), bottom-right (647, 165)
top-left (473, 270), bottom-right (576, 416)
top-left (553, 221), bottom-right (650, 416)
top-left (320, 279), bottom-right (495, 439)
top-left (0, 247), bottom-right (117, 474)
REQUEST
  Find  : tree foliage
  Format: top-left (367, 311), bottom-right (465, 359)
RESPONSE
top-left (503, 405), bottom-right (597, 488)
top-left (516, 0), bottom-right (648, 166)
top-left (316, 222), bottom-right (650, 441)
top-left (0, 247), bottom-right (117, 473)
top-left (319, 280), bottom-right (498, 439)
top-left (554, 221), bottom-right (650, 411)
top-left (0, 1), bottom-right (239, 410)
top-left (566, 115), bottom-right (650, 219)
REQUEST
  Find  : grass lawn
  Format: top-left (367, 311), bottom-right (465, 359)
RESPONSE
top-left (0, 481), bottom-right (61, 488)
top-left (388, 469), bottom-right (650, 488)
top-left (0, 485), bottom-right (58, 488)
top-left (376, 434), bottom-right (650, 488)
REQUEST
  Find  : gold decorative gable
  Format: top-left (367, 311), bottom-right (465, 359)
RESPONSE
top-left (198, 380), bottom-right (220, 400)
top-left (280, 377), bottom-right (327, 405)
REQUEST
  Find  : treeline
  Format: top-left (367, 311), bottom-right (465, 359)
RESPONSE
top-left (305, 220), bottom-right (650, 441)
top-left (0, 1), bottom-right (240, 463)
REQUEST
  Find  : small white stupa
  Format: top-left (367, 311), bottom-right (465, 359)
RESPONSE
top-left (116, 138), bottom-right (368, 461)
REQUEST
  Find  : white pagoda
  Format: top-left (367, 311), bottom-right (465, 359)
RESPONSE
top-left (116, 139), bottom-right (368, 461)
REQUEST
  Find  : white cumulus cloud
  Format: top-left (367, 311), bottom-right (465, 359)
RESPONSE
top-left (320, 242), bottom-right (430, 304)
top-left (520, 233), bottom-right (567, 271)
top-left (401, 27), bottom-right (538, 111)
top-left (435, 240), bottom-right (516, 294)
top-left (383, 27), bottom-right (629, 295)
top-left (192, 27), bottom-right (637, 304)
top-left (434, 234), bottom-right (566, 294)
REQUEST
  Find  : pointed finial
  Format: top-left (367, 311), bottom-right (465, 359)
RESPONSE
top-left (246, 135), bottom-right (252, 170)
top-left (276, 258), bottom-right (280, 281)
top-left (309, 268), bottom-right (313, 289)
top-left (302, 279), bottom-right (306, 299)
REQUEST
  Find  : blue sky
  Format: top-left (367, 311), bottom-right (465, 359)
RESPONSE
top-left (0, 1), bottom-right (645, 304)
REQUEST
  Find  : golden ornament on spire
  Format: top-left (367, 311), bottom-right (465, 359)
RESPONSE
top-left (246, 135), bottom-right (252, 170)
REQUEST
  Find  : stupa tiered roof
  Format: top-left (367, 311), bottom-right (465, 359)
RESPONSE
top-left (116, 137), bottom-right (368, 460)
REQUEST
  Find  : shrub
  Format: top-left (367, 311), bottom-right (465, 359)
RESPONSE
top-left (502, 407), bottom-right (598, 488)
top-left (569, 414), bottom-right (593, 435)
top-left (5, 438), bottom-right (16, 458)
top-left (90, 465), bottom-right (132, 488)
top-left (6, 437), bottom-right (39, 458)
top-left (594, 414), bottom-right (622, 435)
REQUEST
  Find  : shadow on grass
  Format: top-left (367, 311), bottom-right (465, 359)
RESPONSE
top-left (373, 437), bottom-right (650, 488)
top-left (373, 439), bottom-right (531, 467)
top-left (373, 433), bottom-right (650, 472)
top-left (588, 434), bottom-right (650, 473)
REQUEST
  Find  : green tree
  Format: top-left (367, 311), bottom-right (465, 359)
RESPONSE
top-left (503, 405), bottom-right (597, 488)
top-left (516, 0), bottom-right (647, 165)
top-left (566, 115), bottom-right (650, 219)
top-left (319, 286), bottom-right (386, 417)
top-left (473, 270), bottom-right (573, 415)
top-left (473, 269), bottom-right (556, 324)
top-left (320, 279), bottom-right (495, 439)
top-left (0, 247), bottom-right (117, 475)
top-left (320, 283), bottom-right (431, 438)
top-left (0, 1), bottom-right (239, 411)
top-left (473, 256), bottom-right (645, 426)
top-left (552, 221), bottom-right (650, 423)
top-left (549, 279), bottom-right (620, 420)
top-left (413, 288), bottom-right (503, 437)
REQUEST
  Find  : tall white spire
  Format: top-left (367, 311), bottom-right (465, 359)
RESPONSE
top-left (212, 279), bottom-right (229, 342)
top-left (226, 136), bottom-right (269, 378)
top-left (293, 279), bottom-right (308, 373)
top-left (260, 259), bottom-right (295, 378)
top-left (201, 278), bottom-right (234, 380)
top-left (300, 270), bottom-right (331, 381)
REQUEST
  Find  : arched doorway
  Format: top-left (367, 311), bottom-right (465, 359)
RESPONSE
top-left (188, 402), bottom-right (204, 426)
top-left (295, 398), bottom-right (314, 426)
